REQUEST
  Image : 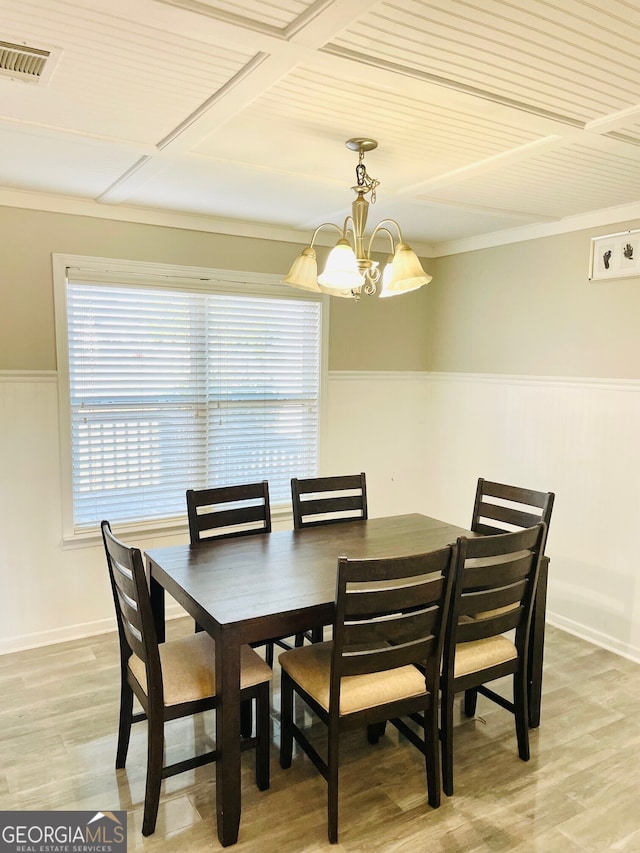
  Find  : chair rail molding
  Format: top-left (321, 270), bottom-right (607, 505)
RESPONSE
top-left (0, 370), bottom-right (57, 382)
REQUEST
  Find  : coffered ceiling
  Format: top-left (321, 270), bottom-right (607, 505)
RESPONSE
top-left (2, 0), bottom-right (640, 254)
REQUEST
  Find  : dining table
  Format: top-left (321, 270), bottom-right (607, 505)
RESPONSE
top-left (145, 512), bottom-right (549, 847)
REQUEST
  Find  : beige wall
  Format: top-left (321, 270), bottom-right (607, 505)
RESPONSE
top-left (328, 281), bottom-right (432, 371)
top-left (0, 206), bottom-right (432, 372)
top-left (430, 224), bottom-right (640, 379)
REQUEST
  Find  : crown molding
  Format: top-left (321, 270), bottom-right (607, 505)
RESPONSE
top-left (431, 200), bottom-right (640, 256)
top-left (3, 187), bottom-right (640, 258)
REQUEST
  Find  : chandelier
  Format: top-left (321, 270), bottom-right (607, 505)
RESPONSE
top-left (283, 138), bottom-right (432, 300)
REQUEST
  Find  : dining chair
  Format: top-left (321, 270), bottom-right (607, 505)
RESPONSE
top-left (440, 523), bottom-right (545, 796)
top-left (101, 520), bottom-right (271, 836)
top-left (468, 478), bottom-right (554, 721)
top-left (279, 545), bottom-right (455, 844)
top-left (291, 472), bottom-right (368, 529)
top-left (290, 473), bottom-right (368, 645)
top-left (186, 481), bottom-right (293, 667)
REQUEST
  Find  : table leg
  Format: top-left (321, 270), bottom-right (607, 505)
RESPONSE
top-left (216, 626), bottom-right (242, 847)
top-left (528, 555), bottom-right (549, 728)
top-left (149, 567), bottom-right (165, 643)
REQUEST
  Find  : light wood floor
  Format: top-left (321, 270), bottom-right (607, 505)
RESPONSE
top-left (1, 620), bottom-right (639, 852)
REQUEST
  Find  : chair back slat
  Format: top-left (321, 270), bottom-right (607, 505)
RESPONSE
top-left (461, 552), bottom-right (533, 590)
top-left (461, 577), bottom-right (528, 614)
top-left (456, 607), bottom-right (524, 644)
top-left (339, 636), bottom-right (439, 677)
top-left (471, 478), bottom-right (554, 548)
top-left (479, 481), bottom-right (549, 508)
top-left (101, 521), bottom-right (161, 688)
top-left (342, 600), bottom-right (444, 649)
top-left (330, 546), bottom-right (454, 707)
top-left (187, 481), bottom-right (271, 544)
top-left (112, 565), bottom-right (145, 653)
top-left (291, 473), bottom-right (367, 529)
top-left (343, 576), bottom-right (446, 617)
top-left (476, 500), bottom-right (543, 531)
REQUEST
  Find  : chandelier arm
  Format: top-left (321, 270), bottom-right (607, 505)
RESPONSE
top-left (308, 221), bottom-right (345, 248)
top-left (366, 219), bottom-right (404, 257)
top-left (341, 215), bottom-right (356, 243)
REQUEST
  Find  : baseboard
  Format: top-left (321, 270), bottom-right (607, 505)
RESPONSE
top-left (546, 611), bottom-right (640, 664)
top-left (0, 601), bottom-right (188, 656)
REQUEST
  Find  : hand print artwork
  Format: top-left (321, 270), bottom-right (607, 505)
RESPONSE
top-left (590, 230), bottom-right (640, 280)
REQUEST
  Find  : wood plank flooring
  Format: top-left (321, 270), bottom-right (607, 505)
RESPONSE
top-left (1, 621), bottom-right (639, 852)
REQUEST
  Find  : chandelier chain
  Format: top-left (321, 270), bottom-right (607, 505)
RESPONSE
top-left (355, 150), bottom-right (379, 204)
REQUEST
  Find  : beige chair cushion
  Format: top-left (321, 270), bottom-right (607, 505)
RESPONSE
top-left (454, 635), bottom-right (517, 679)
top-left (129, 632), bottom-right (272, 707)
top-left (279, 641), bottom-right (428, 715)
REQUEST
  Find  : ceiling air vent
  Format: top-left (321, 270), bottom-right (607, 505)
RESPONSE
top-left (0, 40), bottom-right (55, 84)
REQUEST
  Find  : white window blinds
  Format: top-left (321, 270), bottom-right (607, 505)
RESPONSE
top-left (65, 275), bottom-right (322, 531)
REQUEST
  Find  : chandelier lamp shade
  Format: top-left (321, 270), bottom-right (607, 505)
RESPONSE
top-left (283, 138), bottom-right (432, 300)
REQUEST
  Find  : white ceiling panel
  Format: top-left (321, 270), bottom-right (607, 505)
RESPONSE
top-left (193, 65), bottom-right (543, 185)
top-left (329, 0), bottom-right (640, 124)
top-left (0, 125), bottom-right (144, 196)
top-left (426, 137), bottom-right (640, 219)
top-left (3, 0), bottom-right (640, 249)
top-left (127, 154), bottom-right (358, 227)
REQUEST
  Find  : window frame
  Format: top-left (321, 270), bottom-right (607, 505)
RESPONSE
top-left (53, 254), bottom-right (329, 545)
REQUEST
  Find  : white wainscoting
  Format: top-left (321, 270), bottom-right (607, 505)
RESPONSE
top-left (423, 372), bottom-right (640, 663)
top-left (1, 370), bottom-right (639, 662)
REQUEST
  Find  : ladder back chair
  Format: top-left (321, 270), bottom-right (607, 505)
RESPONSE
top-left (101, 520), bottom-right (271, 836)
top-left (279, 546), bottom-right (455, 844)
top-left (290, 473), bottom-right (368, 645)
top-left (469, 477), bottom-right (554, 725)
top-left (291, 473), bottom-right (368, 529)
top-left (187, 480), bottom-right (272, 544)
top-left (441, 523), bottom-right (546, 796)
top-left (186, 481), bottom-right (294, 667)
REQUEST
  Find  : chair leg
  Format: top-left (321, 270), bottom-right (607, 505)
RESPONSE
top-left (441, 685), bottom-right (456, 797)
top-left (423, 703), bottom-right (441, 809)
top-left (464, 688), bottom-right (478, 717)
top-left (116, 676), bottom-right (134, 768)
top-left (327, 719), bottom-right (340, 844)
top-left (514, 672), bottom-right (531, 761)
top-left (367, 721), bottom-right (386, 744)
top-left (311, 626), bottom-right (323, 643)
top-left (279, 671), bottom-right (294, 770)
top-left (240, 699), bottom-right (253, 739)
top-left (266, 642), bottom-right (274, 668)
top-left (294, 633), bottom-right (304, 647)
top-left (254, 685), bottom-right (270, 791)
top-left (142, 712), bottom-right (164, 836)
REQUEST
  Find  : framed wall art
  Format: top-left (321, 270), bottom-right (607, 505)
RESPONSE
top-left (589, 229), bottom-right (640, 281)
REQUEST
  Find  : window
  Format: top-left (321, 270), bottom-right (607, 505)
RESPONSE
top-left (54, 256), bottom-right (325, 537)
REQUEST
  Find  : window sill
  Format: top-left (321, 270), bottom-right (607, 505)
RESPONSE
top-left (61, 503), bottom-right (294, 549)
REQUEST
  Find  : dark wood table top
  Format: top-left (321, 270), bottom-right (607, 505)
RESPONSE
top-left (146, 513), bottom-right (473, 643)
